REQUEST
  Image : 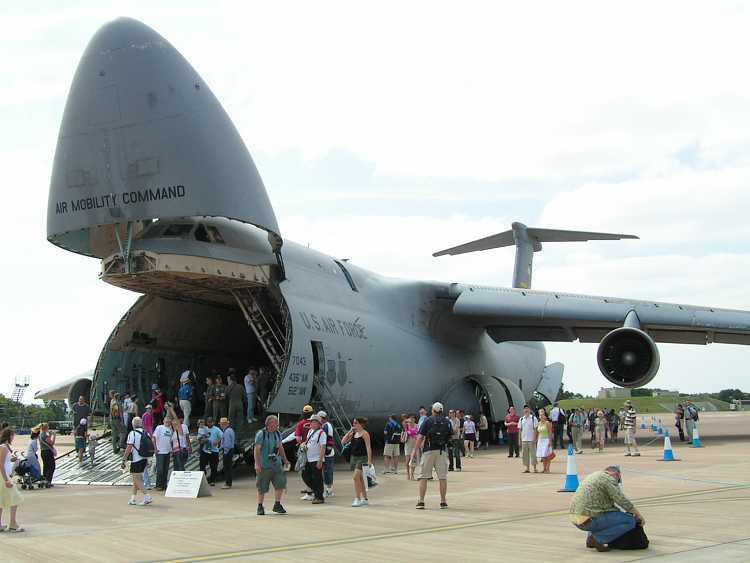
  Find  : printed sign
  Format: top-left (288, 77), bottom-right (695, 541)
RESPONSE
top-left (165, 471), bottom-right (212, 498)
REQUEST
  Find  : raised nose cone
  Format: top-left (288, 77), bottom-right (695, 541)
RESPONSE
top-left (48, 18), bottom-right (280, 257)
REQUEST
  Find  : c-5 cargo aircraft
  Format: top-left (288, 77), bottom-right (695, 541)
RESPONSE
top-left (44, 18), bottom-right (750, 433)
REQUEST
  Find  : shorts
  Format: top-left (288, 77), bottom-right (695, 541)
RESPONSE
top-left (464, 433), bottom-right (476, 442)
top-left (383, 443), bottom-right (400, 457)
top-left (75, 437), bottom-right (86, 451)
top-left (256, 466), bottom-right (287, 494)
top-left (404, 439), bottom-right (416, 458)
top-left (130, 459), bottom-right (147, 474)
top-left (418, 449), bottom-right (448, 480)
top-left (350, 455), bottom-right (369, 471)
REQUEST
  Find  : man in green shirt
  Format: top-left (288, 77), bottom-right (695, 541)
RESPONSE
top-left (254, 415), bottom-right (290, 516)
top-left (569, 466), bottom-right (647, 551)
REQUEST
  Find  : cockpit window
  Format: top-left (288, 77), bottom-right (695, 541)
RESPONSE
top-left (207, 226), bottom-right (225, 244)
top-left (161, 224), bottom-right (194, 238)
top-left (194, 224), bottom-right (226, 244)
top-left (195, 224), bottom-right (210, 242)
top-left (334, 260), bottom-right (358, 292)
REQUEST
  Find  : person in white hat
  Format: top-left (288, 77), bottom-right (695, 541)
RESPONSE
top-left (300, 415), bottom-right (327, 504)
top-left (410, 402), bottom-right (451, 509)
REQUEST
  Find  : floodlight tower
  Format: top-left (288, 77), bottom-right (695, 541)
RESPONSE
top-left (11, 375), bottom-right (30, 403)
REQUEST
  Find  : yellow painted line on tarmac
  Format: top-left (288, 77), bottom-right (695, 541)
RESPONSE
top-left (149, 484), bottom-right (750, 563)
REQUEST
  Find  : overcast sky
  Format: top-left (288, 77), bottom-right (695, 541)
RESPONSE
top-left (3, 2), bottom-right (750, 402)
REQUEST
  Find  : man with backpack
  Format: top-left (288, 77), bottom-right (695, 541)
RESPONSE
top-left (411, 402), bottom-right (451, 510)
top-left (684, 401), bottom-right (699, 442)
top-left (121, 416), bottom-right (154, 506)
top-left (383, 414), bottom-right (402, 474)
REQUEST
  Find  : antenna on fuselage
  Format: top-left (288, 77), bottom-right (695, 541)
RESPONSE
top-left (432, 222), bottom-right (638, 289)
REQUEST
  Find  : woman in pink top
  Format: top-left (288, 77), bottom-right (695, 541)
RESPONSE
top-left (401, 416), bottom-right (419, 480)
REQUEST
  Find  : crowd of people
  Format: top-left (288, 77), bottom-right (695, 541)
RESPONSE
top-left (0, 392), bottom-right (669, 551)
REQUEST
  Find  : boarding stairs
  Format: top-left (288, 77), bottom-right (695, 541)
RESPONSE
top-left (231, 287), bottom-right (288, 376)
top-left (51, 432), bottom-right (254, 486)
top-left (312, 375), bottom-right (353, 449)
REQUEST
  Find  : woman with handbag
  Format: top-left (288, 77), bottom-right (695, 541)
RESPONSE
top-left (342, 417), bottom-right (372, 507)
top-left (536, 409), bottom-right (555, 473)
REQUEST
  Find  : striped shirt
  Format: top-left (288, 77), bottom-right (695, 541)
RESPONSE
top-left (623, 407), bottom-right (637, 429)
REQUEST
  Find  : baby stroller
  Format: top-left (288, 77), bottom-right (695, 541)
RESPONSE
top-left (14, 455), bottom-right (48, 490)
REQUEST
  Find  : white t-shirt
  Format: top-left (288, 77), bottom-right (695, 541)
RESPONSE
top-left (464, 420), bottom-right (477, 435)
top-left (127, 430), bottom-right (144, 462)
top-left (305, 428), bottom-right (327, 463)
top-left (153, 425), bottom-right (174, 455)
top-left (519, 415), bottom-right (538, 442)
top-left (178, 423), bottom-right (189, 448)
top-left (550, 407), bottom-right (561, 422)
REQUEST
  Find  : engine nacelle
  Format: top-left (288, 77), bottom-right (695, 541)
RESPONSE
top-left (596, 327), bottom-right (660, 388)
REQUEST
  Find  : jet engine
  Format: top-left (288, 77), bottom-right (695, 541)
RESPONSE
top-left (596, 327), bottom-right (660, 388)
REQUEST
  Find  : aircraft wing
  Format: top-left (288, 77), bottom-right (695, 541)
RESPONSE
top-left (450, 285), bottom-right (750, 345)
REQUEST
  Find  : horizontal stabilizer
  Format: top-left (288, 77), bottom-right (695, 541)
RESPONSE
top-left (434, 222), bottom-right (638, 289)
top-left (433, 223), bottom-right (638, 257)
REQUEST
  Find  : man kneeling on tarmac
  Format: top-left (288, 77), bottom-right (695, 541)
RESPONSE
top-left (569, 465), bottom-right (649, 552)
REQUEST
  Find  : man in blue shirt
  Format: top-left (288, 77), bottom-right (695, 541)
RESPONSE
top-left (219, 417), bottom-right (236, 489)
top-left (178, 371), bottom-right (193, 426)
top-left (254, 414), bottom-right (290, 515)
top-left (200, 417), bottom-right (223, 485)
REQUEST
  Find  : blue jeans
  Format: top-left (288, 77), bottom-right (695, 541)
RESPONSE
top-left (246, 392), bottom-right (256, 421)
top-left (582, 511), bottom-right (636, 544)
top-left (323, 456), bottom-right (335, 486)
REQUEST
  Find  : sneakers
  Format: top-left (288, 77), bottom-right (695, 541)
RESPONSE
top-left (257, 505), bottom-right (265, 516)
top-left (138, 495), bottom-right (153, 506)
top-left (311, 498), bottom-right (325, 504)
top-left (440, 502), bottom-right (448, 509)
top-left (416, 501), bottom-right (425, 510)
top-left (360, 499), bottom-right (369, 506)
top-left (632, 452), bottom-right (641, 457)
top-left (624, 452), bottom-right (632, 456)
top-left (324, 489), bottom-right (334, 498)
top-left (352, 498), bottom-right (363, 507)
top-left (128, 496), bottom-right (137, 506)
top-left (301, 493), bottom-right (314, 501)
top-left (272, 502), bottom-right (287, 514)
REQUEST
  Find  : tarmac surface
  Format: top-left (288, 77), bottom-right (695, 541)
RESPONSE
top-left (3, 411), bottom-right (749, 562)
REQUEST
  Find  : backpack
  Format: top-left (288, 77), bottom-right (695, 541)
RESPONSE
top-left (426, 416), bottom-right (451, 450)
top-left (609, 523), bottom-right (649, 550)
top-left (133, 430), bottom-right (155, 458)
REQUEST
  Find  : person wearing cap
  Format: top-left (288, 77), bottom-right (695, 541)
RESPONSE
top-left (317, 411), bottom-right (336, 497)
top-left (74, 418), bottom-right (88, 467)
top-left (411, 402), bottom-right (451, 509)
top-left (300, 415), bottom-right (327, 504)
top-left (178, 370), bottom-right (193, 427)
top-left (570, 465), bottom-right (648, 551)
top-left (623, 401), bottom-right (640, 457)
top-left (219, 417), bottom-right (236, 489)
